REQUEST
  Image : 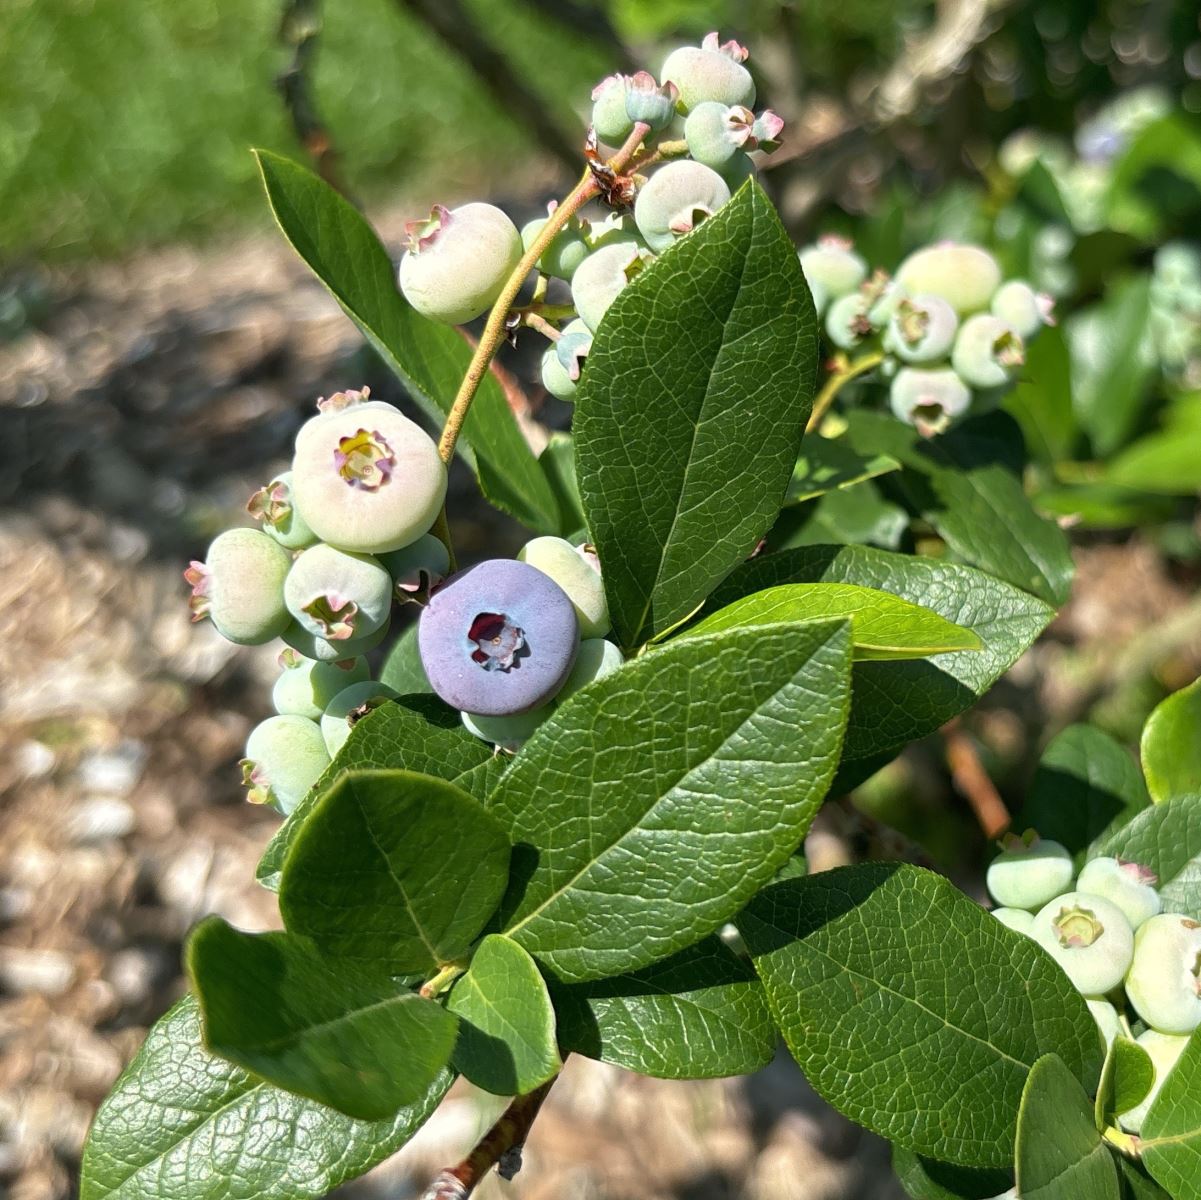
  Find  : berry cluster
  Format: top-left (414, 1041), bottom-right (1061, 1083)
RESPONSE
top-left (1149, 241), bottom-right (1201, 387)
top-left (395, 33), bottom-right (784, 402)
top-left (799, 238), bottom-right (1054, 436)
top-left (987, 832), bottom-right (1199, 1132)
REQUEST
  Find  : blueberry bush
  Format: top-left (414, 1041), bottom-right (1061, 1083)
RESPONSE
top-left (81, 31), bottom-right (1201, 1200)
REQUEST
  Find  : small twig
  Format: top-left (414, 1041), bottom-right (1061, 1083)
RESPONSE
top-left (516, 311), bottom-right (564, 341)
top-left (421, 1078), bottom-right (557, 1200)
top-left (805, 351), bottom-right (884, 433)
top-left (941, 717), bottom-right (1010, 839)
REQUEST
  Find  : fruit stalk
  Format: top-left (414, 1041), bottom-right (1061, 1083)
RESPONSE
top-left (805, 350), bottom-right (885, 433)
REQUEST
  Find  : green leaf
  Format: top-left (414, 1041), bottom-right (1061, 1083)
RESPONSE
top-left (845, 410), bottom-right (1074, 606)
top-left (1098, 795), bottom-right (1201, 919)
top-left (1033, 481), bottom-right (1176, 532)
top-left (254, 150), bottom-right (559, 532)
top-left (258, 697), bottom-right (505, 890)
top-left (1015, 1053), bottom-right (1120, 1200)
top-left (1004, 325), bottom-right (1077, 465)
top-left (683, 582), bottom-right (981, 661)
top-left (1142, 1031), bottom-right (1201, 1198)
top-left (187, 918), bottom-right (458, 1120)
top-left (279, 770), bottom-right (511, 974)
top-left (489, 618), bottom-right (853, 982)
top-left (1141, 677), bottom-right (1201, 805)
top-left (738, 865), bottom-right (1103, 1167)
top-left (446, 934), bottom-right (560, 1096)
top-left (1106, 114), bottom-right (1201, 240)
top-left (1108, 426), bottom-right (1201, 495)
top-left (787, 437), bottom-right (901, 504)
top-left (378, 622), bottom-right (435, 695)
top-left (551, 936), bottom-right (775, 1080)
top-left (575, 179), bottom-right (819, 649)
top-left (539, 432), bottom-right (587, 540)
top-left (79, 995), bottom-right (452, 1200)
top-left (1115, 1158), bottom-right (1172, 1200)
top-left (708, 544), bottom-right (1054, 762)
top-left (891, 1147), bottom-right (1012, 1200)
top-left (1017, 725), bottom-right (1150, 859)
top-left (1095, 1037), bottom-right (1155, 1131)
top-left (779, 478), bottom-right (908, 550)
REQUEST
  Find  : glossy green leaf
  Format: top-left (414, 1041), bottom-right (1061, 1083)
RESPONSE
top-left (787, 438), bottom-right (900, 504)
top-left (1098, 795), bottom-right (1201, 919)
top-left (739, 865), bottom-right (1103, 1167)
top-left (891, 1148), bottom-right (1012, 1200)
top-left (1095, 1037), bottom-right (1155, 1131)
top-left (446, 934), bottom-right (560, 1097)
top-left (378, 622), bottom-right (435, 696)
top-left (1108, 426), bottom-right (1201, 495)
top-left (845, 410), bottom-right (1074, 606)
top-left (1004, 325), bottom-right (1077, 465)
top-left (254, 150), bottom-right (559, 532)
top-left (258, 697), bottom-right (505, 890)
top-left (79, 995), bottom-right (453, 1200)
top-left (489, 619), bottom-right (853, 983)
top-left (1033, 481), bottom-right (1176, 531)
top-left (1106, 114), bottom-right (1201, 240)
top-left (1017, 725), bottom-right (1150, 859)
top-left (279, 770), bottom-right (511, 974)
top-left (683, 582), bottom-right (981, 661)
top-left (551, 936), bottom-right (775, 1080)
top-left (779, 478), bottom-right (908, 550)
top-left (538, 432), bottom-right (587, 540)
top-left (1142, 1032), bottom-right (1201, 1199)
top-left (708, 544), bottom-right (1054, 762)
top-left (575, 180), bottom-right (819, 649)
top-left (187, 919), bottom-right (458, 1120)
top-left (1141, 677), bottom-right (1201, 805)
top-left (1115, 1158), bottom-right (1172, 1200)
top-left (1015, 1053), bottom-right (1119, 1200)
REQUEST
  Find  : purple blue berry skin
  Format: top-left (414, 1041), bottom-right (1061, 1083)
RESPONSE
top-left (418, 559), bottom-right (580, 716)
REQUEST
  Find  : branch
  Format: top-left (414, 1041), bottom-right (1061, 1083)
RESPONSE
top-left (396, 0), bottom-right (581, 174)
top-left (421, 1078), bottom-right (557, 1200)
top-left (941, 717), bottom-right (1010, 839)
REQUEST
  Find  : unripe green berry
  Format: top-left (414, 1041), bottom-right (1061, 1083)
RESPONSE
top-left (986, 832), bottom-right (1074, 909)
top-left (716, 150), bottom-right (756, 191)
top-left (290, 391), bottom-right (446, 554)
top-left (1087, 998), bottom-right (1121, 1049)
top-left (555, 318), bottom-right (593, 384)
top-left (399, 203), bottom-right (523, 325)
top-left (1076, 857), bottom-right (1161, 931)
top-left (824, 292), bottom-right (872, 351)
top-left (887, 294), bottom-right (959, 364)
top-left (517, 536), bottom-right (609, 638)
top-left (571, 242), bottom-right (655, 332)
top-left (990, 280), bottom-right (1055, 341)
top-left (894, 243), bottom-right (1002, 315)
top-left (541, 347), bottom-right (577, 401)
top-left (991, 907), bottom-right (1034, 935)
top-left (184, 528), bottom-right (291, 646)
top-left (320, 681), bottom-right (399, 756)
top-left (378, 533), bottom-right (451, 599)
top-left (634, 161), bottom-right (731, 254)
top-left (1030, 891), bottom-right (1135, 994)
top-left (284, 543), bottom-right (392, 644)
top-left (273, 653), bottom-right (370, 721)
top-left (1125, 913), bottom-right (1201, 1035)
top-left (889, 368), bottom-right (971, 436)
top-left (520, 207), bottom-right (591, 281)
top-left (461, 707), bottom-right (551, 754)
top-left (585, 212), bottom-right (645, 252)
top-left (556, 638), bottom-right (624, 704)
top-left (624, 71), bottom-right (679, 131)
top-left (661, 33), bottom-right (755, 113)
top-left (1117, 1029), bottom-right (1190, 1133)
top-left (246, 470), bottom-right (318, 551)
top-left (281, 617), bottom-right (390, 664)
top-left (684, 101), bottom-right (754, 168)
top-left (591, 74), bottom-right (635, 144)
top-left (798, 237), bottom-right (868, 302)
top-left (951, 314), bottom-right (1025, 390)
top-left (242, 715), bottom-right (330, 815)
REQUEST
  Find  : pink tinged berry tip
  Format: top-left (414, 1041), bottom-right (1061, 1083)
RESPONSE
top-left (577, 543), bottom-right (602, 573)
top-left (818, 233), bottom-right (854, 252)
top-left (994, 331), bottom-right (1025, 367)
top-left (591, 73), bottom-right (627, 102)
top-left (1037, 292), bottom-right (1057, 326)
top-left (912, 404), bottom-right (951, 439)
top-left (752, 108), bottom-right (785, 148)
top-left (316, 386), bottom-right (372, 414)
top-left (403, 205), bottom-right (452, 253)
top-left (1116, 858), bottom-right (1158, 886)
top-left (334, 428), bottom-right (396, 491)
top-left (301, 594), bottom-right (360, 641)
top-left (240, 759), bottom-right (272, 806)
top-left (184, 562), bottom-right (211, 621)
top-left (669, 205), bottom-right (714, 235)
top-left (897, 300), bottom-right (931, 347)
top-left (1053, 905), bottom-right (1104, 949)
top-left (247, 481), bottom-right (291, 528)
top-left (468, 612), bottom-right (526, 671)
top-left (702, 32), bottom-right (749, 62)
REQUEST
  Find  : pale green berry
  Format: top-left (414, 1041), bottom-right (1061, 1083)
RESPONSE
top-left (684, 101), bottom-right (755, 168)
top-left (571, 242), bottom-right (655, 332)
top-left (290, 392), bottom-right (446, 554)
top-left (987, 832), bottom-right (1074, 909)
top-left (951, 314), bottom-right (1025, 390)
top-left (284, 544), bottom-right (392, 644)
top-left (517, 536), bottom-right (609, 638)
top-left (894, 243), bottom-right (1002, 315)
top-left (1076, 857), bottom-right (1161, 931)
top-left (591, 74), bottom-right (635, 144)
top-left (624, 71), bottom-right (679, 131)
top-left (184, 528), bottom-right (291, 646)
top-left (378, 533), bottom-right (450, 598)
top-left (1154, 242), bottom-right (1201, 289)
top-left (798, 236), bottom-right (868, 301)
top-left (825, 292), bottom-right (872, 351)
top-left (281, 618), bottom-right (390, 664)
top-left (320, 681), bottom-right (399, 756)
top-left (1125, 913), bottom-right (1201, 1035)
top-left (461, 707), bottom-right (551, 753)
top-left (246, 471), bottom-right (318, 551)
top-left (556, 638), bottom-right (624, 703)
top-left (634, 161), bottom-right (731, 254)
top-left (555, 318), bottom-right (593, 385)
top-left (1031, 891), bottom-right (1135, 994)
top-left (990, 280), bottom-right (1055, 341)
top-left (807, 276), bottom-right (829, 318)
top-left (887, 294), bottom-right (959, 363)
top-left (520, 207), bottom-right (590, 281)
top-left (889, 367), bottom-right (971, 436)
top-left (661, 33), bottom-right (755, 113)
top-left (716, 150), bottom-right (756, 190)
top-left (272, 653), bottom-right (370, 721)
top-left (585, 212), bottom-right (645, 252)
top-left (242, 715), bottom-right (330, 815)
top-left (1087, 998), bottom-right (1122, 1049)
top-left (991, 907), bottom-right (1034, 935)
top-left (399, 203), bottom-right (523, 325)
top-left (541, 348), bottom-right (577, 401)
top-left (1117, 1029), bottom-right (1191, 1133)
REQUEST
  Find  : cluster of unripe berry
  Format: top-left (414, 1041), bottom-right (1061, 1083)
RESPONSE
top-left (987, 832), bottom-right (1200, 1132)
top-left (798, 238), bottom-right (1055, 437)
top-left (1149, 241), bottom-right (1201, 386)
top-left (395, 33), bottom-right (783, 403)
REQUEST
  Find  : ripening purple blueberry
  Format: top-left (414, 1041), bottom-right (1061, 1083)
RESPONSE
top-left (418, 559), bottom-right (579, 716)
